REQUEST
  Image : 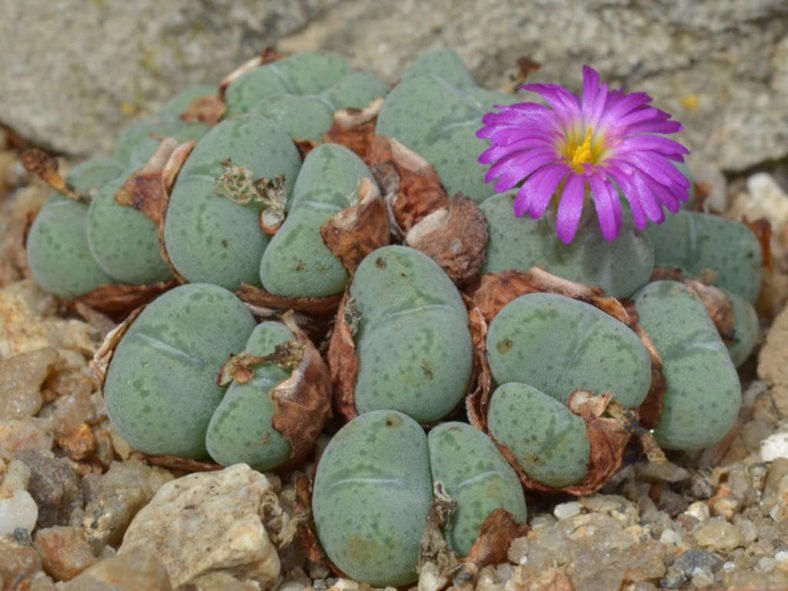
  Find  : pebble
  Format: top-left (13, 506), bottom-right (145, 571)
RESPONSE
top-left (0, 347), bottom-right (58, 419)
top-left (553, 501), bottom-right (583, 521)
top-left (659, 528), bottom-right (683, 547)
top-left (0, 536), bottom-right (43, 590)
top-left (761, 432), bottom-right (788, 462)
top-left (81, 459), bottom-right (172, 550)
top-left (119, 464), bottom-right (280, 589)
top-left (507, 536), bottom-right (528, 565)
top-left (0, 418), bottom-right (53, 460)
top-left (693, 517), bottom-right (742, 551)
top-left (0, 459), bottom-right (38, 535)
top-left (16, 449), bottom-right (81, 528)
top-left (61, 545), bottom-right (172, 590)
top-left (683, 501), bottom-right (710, 522)
top-left (34, 525), bottom-right (96, 580)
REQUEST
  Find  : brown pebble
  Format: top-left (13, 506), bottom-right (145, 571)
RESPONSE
top-left (57, 423), bottom-right (97, 461)
top-left (34, 526), bottom-right (96, 581)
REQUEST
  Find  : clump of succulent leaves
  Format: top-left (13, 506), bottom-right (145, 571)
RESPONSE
top-left (22, 47), bottom-right (768, 587)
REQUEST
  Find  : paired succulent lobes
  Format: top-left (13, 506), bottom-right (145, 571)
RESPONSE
top-left (346, 245), bottom-right (473, 423)
top-left (634, 281), bottom-right (742, 450)
top-left (104, 283), bottom-right (330, 468)
top-left (377, 49), bottom-right (519, 202)
top-left (26, 159), bottom-right (123, 299)
top-left (313, 411), bottom-right (526, 586)
top-left (224, 51), bottom-right (387, 141)
top-left (163, 115), bottom-right (302, 290)
top-left (260, 144), bottom-right (377, 297)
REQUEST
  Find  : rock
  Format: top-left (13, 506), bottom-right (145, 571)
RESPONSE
top-left (0, 0), bottom-right (341, 157)
top-left (119, 464), bottom-right (280, 589)
top-left (187, 571), bottom-right (261, 590)
top-left (693, 517), bottom-right (742, 551)
top-left (34, 526), bottom-right (97, 581)
top-left (280, 0), bottom-right (788, 171)
top-left (81, 459), bottom-right (172, 550)
top-left (15, 449), bottom-right (81, 529)
top-left (0, 281), bottom-right (97, 358)
top-left (61, 545), bottom-right (172, 591)
top-left (0, 459), bottom-right (38, 536)
top-left (761, 432), bottom-right (788, 461)
top-left (759, 304), bottom-right (788, 418)
top-left (0, 419), bottom-right (53, 460)
top-left (0, 347), bottom-right (58, 419)
top-left (662, 549), bottom-right (723, 589)
top-left (0, 536), bottom-right (43, 590)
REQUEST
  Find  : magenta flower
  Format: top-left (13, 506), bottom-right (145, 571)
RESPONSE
top-left (477, 66), bottom-right (690, 243)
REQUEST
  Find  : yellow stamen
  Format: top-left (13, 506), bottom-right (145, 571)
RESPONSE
top-left (570, 126), bottom-right (594, 172)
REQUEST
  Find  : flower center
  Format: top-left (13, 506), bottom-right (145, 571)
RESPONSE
top-left (564, 126), bottom-right (605, 173)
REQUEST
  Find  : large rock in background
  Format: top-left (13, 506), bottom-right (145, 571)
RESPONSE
top-left (1, 0), bottom-right (786, 172)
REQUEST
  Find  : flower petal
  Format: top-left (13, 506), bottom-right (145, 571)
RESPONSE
top-left (513, 164), bottom-right (568, 218)
top-left (588, 174), bottom-right (622, 241)
top-left (556, 174), bottom-right (586, 243)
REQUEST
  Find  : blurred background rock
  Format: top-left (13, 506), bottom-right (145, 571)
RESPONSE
top-left (1, 0), bottom-right (786, 174)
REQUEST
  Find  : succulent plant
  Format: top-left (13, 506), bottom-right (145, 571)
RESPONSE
top-left (104, 283), bottom-right (257, 458)
top-left (224, 51), bottom-right (387, 141)
top-left (114, 85), bottom-right (214, 169)
top-left (487, 382), bottom-right (590, 488)
top-left (725, 289), bottom-right (759, 367)
top-left (428, 421), bottom-right (527, 556)
top-left (313, 411), bottom-right (526, 586)
top-left (342, 246), bottom-right (473, 422)
top-left (259, 144), bottom-right (377, 297)
top-left (487, 292), bottom-right (652, 408)
top-left (26, 159), bottom-right (124, 298)
top-left (644, 210), bottom-right (762, 303)
top-left (634, 280), bottom-right (741, 450)
top-left (480, 193), bottom-right (655, 297)
top-left (377, 50), bottom-right (519, 202)
top-left (87, 172), bottom-right (173, 284)
top-left (163, 115), bottom-right (302, 289)
top-left (205, 321), bottom-right (294, 470)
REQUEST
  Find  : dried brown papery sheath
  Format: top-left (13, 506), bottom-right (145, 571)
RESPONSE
top-left (20, 148), bottom-right (86, 201)
top-left (181, 94), bottom-right (226, 126)
top-left (133, 453), bottom-right (222, 473)
top-left (114, 137), bottom-right (194, 283)
top-left (462, 509), bottom-right (529, 568)
top-left (294, 475), bottom-right (348, 576)
top-left (236, 283), bottom-right (342, 317)
top-left (327, 291), bottom-right (360, 422)
top-left (320, 177), bottom-right (390, 275)
top-left (270, 311), bottom-right (333, 469)
top-left (465, 268), bottom-right (629, 326)
top-left (74, 280), bottom-right (175, 321)
top-left (368, 136), bottom-right (449, 234)
top-left (218, 46), bottom-right (282, 100)
top-left (92, 306), bottom-right (145, 387)
top-left (406, 194), bottom-right (488, 285)
top-left (321, 98), bottom-right (383, 162)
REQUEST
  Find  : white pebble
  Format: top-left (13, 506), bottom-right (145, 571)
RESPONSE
top-left (684, 501), bottom-right (710, 521)
top-left (553, 501), bottom-right (583, 521)
top-left (760, 432), bottom-right (788, 462)
top-left (0, 460), bottom-right (38, 535)
top-left (776, 551), bottom-right (788, 564)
